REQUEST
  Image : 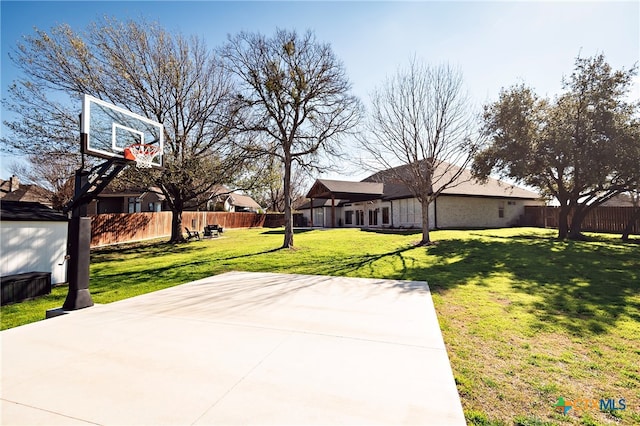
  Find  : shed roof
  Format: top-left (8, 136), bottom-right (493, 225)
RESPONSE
top-left (0, 201), bottom-right (67, 222)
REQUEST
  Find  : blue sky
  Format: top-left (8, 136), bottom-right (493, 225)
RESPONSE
top-left (1, 1), bottom-right (639, 180)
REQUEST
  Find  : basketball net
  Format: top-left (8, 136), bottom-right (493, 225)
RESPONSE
top-left (123, 144), bottom-right (160, 168)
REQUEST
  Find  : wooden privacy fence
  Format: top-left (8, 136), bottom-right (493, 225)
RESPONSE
top-left (90, 211), bottom-right (285, 247)
top-left (524, 206), bottom-right (639, 235)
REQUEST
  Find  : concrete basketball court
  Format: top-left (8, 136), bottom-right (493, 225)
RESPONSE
top-left (1, 271), bottom-right (465, 425)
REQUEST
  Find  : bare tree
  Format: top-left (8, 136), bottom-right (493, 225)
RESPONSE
top-left (3, 75), bottom-right (82, 207)
top-left (8, 154), bottom-right (76, 209)
top-left (2, 19), bottom-right (249, 242)
top-left (358, 59), bottom-right (479, 245)
top-left (221, 29), bottom-right (363, 248)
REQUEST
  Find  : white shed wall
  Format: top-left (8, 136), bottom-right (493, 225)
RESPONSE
top-left (0, 221), bottom-right (68, 284)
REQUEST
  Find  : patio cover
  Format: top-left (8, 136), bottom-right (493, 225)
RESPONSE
top-left (305, 179), bottom-right (384, 227)
top-left (306, 179), bottom-right (383, 202)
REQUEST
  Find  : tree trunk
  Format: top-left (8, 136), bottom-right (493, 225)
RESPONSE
top-left (420, 198), bottom-right (431, 245)
top-left (282, 154), bottom-right (294, 249)
top-left (170, 209), bottom-right (185, 243)
top-left (568, 207), bottom-right (588, 241)
top-left (557, 204), bottom-right (570, 240)
top-left (169, 196), bottom-right (185, 243)
top-left (622, 207), bottom-right (640, 241)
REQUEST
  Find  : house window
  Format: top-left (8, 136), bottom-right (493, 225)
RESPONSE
top-left (345, 210), bottom-right (353, 225)
top-left (355, 210), bottom-right (364, 226)
top-left (128, 197), bottom-right (141, 213)
top-left (382, 207), bottom-right (390, 225)
top-left (498, 206), bottom-right (505, 218)
top-left (369, 209), bottom-right (378, 226)
top-left (313, 208), bottom-right (324, 227)
top-left (408, 199), bottom-right (418, 224)
top-left (399, 199), bottom-right (418, 224)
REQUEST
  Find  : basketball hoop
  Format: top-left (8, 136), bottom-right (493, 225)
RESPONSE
top-left (123, 144), bottom-right (161, 168)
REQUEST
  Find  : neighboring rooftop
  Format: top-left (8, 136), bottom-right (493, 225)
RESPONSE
top-left (208, 185), bottom-right (263, 212)
top-left (601, 193), bottom-right (637, 207)
top-left (227, 193), bottom-right (262, 210)
top-left (0, 175), bottom-right (54, 207)
top-left (97, 185), bottom-right (166, 201)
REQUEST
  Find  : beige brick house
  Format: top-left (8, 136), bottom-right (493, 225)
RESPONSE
top-left (299, 162), bottom-right (544, 229)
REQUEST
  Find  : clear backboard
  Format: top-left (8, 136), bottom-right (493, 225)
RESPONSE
top-left (81, 94), bottom-right (164, 168)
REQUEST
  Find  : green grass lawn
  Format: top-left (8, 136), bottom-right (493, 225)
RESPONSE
top-left (2, 227), bottom-right (639, 425)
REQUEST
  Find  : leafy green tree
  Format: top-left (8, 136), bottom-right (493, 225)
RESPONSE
top-left (221, 29), bottom-right (362, 248)
top-left (474, 54), bottom-right (640, 240)
top-left (2, 18), bottom-right (248, 242)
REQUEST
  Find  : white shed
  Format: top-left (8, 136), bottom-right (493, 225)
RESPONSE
top-left (1, 201), bottom-right (68, 284)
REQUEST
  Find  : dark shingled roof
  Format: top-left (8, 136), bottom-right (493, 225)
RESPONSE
top-left (1, 201), bottom-right (67, 221)
top-left (227, 193), bottom-right (261, 209)
top-left (0, 177), bottom-right (53, 206)
top-left (306, 179), bottom-right (384, 201)
top-left (96, 185), bottom-right (166, 200)
top-left (302, 161), bottom-right (541, 206)
top-left (601, 193), bottom-right (635, 207)
top-left (365, 161), bottom-right (540, 200)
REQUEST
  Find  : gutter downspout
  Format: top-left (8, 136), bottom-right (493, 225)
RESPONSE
top-left (331, 196), bottom-right (336, 228)
top-left (390, 200), bottom-right (395, 228)
top-left (434, 197), bottom-right (438, 229)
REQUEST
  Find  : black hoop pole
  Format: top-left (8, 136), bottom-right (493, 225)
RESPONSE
top-left (63, 165), bottom-right (94, 310)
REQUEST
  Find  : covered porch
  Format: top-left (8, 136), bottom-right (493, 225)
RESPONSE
top-left (304, 179), bottom-right (384, 228)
